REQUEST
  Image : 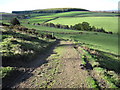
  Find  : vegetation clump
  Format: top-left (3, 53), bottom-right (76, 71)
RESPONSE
top-left (35, 22), bottom-right (113, 34)
top-left (10, 18), bottom-right (20, 26)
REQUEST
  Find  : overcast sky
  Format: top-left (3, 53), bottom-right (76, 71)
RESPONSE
top-left (0, 0), bottom-right (119, 13)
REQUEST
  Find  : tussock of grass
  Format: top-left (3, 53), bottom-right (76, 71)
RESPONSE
top-left (87, 77), bottom-right (98, 88)
top-left (1, 26), bottom-right (56, 78)
top-left (39, 51), bottom-right (60, 88)
top-left (0, 67), bottom-right (14, 78)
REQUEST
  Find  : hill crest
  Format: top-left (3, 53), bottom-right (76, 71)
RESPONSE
top-left (12, 8), bottom-right (89, 14)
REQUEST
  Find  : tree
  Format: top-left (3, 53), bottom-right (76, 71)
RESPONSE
top-left (49, 23), bottom-right (55, 27)
top-left (55, 24), bottom-right (61, 28)
top-left (73, 23), bottom-right (83, 30)
top-left (91, 26), bottom-right (96, 31)
top-left (82, 22), bottom-right (91, 31)
top-left (10, 18), bottom-right (20, 26)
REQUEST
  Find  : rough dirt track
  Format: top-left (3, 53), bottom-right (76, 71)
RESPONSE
top-left (4, 40), bottom-right (94, 88)
top-left (52, 41), bottom-right (90, 88)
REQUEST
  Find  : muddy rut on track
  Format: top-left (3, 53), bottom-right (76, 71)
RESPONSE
top-left (11, 40), bottom-right (93, 88)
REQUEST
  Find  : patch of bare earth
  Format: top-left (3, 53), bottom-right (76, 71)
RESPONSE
top-left (52, 41), bottom-right (91, 88)
top-left (12, 41), bottom-right (94, 88)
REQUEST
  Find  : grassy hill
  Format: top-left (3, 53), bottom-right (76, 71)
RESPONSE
top-left (23, 24), bottom-right (118, 55)
top-left (48, 17), bottom-right (118, 33)
top-left (19, 10), bottom-right (118, 54)
top-left (1, 9), bottom-right (119, 87)
top-left (12, 8), bottom-right (89, 14)
top-left (55, 33), bottom-right (118, 55)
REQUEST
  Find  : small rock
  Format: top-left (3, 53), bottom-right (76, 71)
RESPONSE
top-left (81, 66), bottom-right (85, 70)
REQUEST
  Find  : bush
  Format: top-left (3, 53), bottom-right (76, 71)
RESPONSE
top-left (10, 18), bottom-right (20, 26)
top-left (82, 22), bottom-right (91, 31)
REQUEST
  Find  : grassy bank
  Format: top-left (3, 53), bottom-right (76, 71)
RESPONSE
top-left (0, 26), bottom-right (56, 79)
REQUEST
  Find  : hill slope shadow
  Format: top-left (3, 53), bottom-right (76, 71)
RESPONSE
top-left (2, 40), bottom-right (60, 88)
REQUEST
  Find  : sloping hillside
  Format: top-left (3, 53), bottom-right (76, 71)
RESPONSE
top-left (12, 8), bottom-right (89, 14)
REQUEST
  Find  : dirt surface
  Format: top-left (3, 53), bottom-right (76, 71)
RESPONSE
top-left (4, 40), bottom-right (110, 88)
top-left (5, 40), bottom-right (95, 88)
top-left (52, 41), bottom-right (90, 88)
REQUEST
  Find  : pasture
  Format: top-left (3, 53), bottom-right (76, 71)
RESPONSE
top-left (34, 11), bottom-right (92, 17)
top-left (21, 17), bottom-right (54, 24)
top-left (48, 17), bottom-right (118, 33)
top-left (55, 33), bottom-right (118, 55)
top-left (23, 24), bottom-right (81, 33)
top-left (30, 11), bottom-right (118, 18)
top-left (22, 23), bottom-right (118, 55)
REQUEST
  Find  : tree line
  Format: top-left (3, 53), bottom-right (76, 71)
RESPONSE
top-left (32, 22), bottom-right (113, 34)
top-left (1, 18), bottom-right (113, 35)
top-left (12, 8), bottom-right (89, 14)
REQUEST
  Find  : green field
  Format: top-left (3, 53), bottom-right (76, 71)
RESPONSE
top-left (30, 11), bottom-right (118, 18)
top-left (48, 17), bottom-right (118, 33)
top-left (55, 33), bottom-right (118, 55)
top-left (34, 11), bottom-right (92, 17)
top-left (20, 11), bottom-right (93, 24)
top-left (22, 23), bottom-right (118, 55)
top-left (2, 10), bottom-right (119, 63)
top-left (23, 24), bottom-right (81, 33)
top-left (21, 17), bottom-right (54, 24)
top-left (14, 11), bottom-right (119, 55)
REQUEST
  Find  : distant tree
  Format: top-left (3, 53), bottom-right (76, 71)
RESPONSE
top-left (28, 14), bottom-right (31, 17)
top-left (49, 23), bottom-right (55, 27)
top-left (73, 23), bottom-right (83, 30)
top-left (70, 25), bottom-right (74, 29)
top-left (37, 23), bottom-right (40, 25)
top-left (100, 28), bottom-right (105, 32)
top-left (65, 25), bottom-right (69, 29)
top-left (82, 22), bottom-right (91, 31)
top-left (28, 22), bottom-right (30, 24)
top-left (91, 26), bottom-right (96, 31)
top-left (55, 24), bottom-right (61, 28)
top-left (22, 15), bottom-right (27, 19)
top-left (10, 18), bottom-right (20, 26)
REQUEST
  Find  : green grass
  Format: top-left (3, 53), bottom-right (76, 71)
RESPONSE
top-left (48, 17), bottom-right (118, 33)
top-left (23, 24), bottom-right (81, 33)
top-left (34, 11), bottom-right (92, 17)
top-left (1, 26), bottom-right (56, 79)
top-left (0, 20), bottom-right (11, 24)
top-left (77, 12), bottom-right (118, 17)
top-left (1, 11), bottom-right (119, 88)
top-left (21, 17), bottom-right (54, 24)
top-left (77, 44), bottom-right (119, 88)
top-left (38, 47), bottom-right (61, 88)
top-left (20, 11), bottom-right (93, 24)
top-left (0, 67), bottom-right (14, 78)
top-left (74, 34), bottom-right (118, 55)
top-left (55, 33), bottom-right (118, 55)
top-left (1, 28), bottom-right (54, 58)
top-left (33, 11), bottom-right (118, 18)
top-left (29, 13), bottom-right (53, 17)
top-left (87, 77), bottom-right (98, 88)
top-left (22, 22), bottom-right (118, 55)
